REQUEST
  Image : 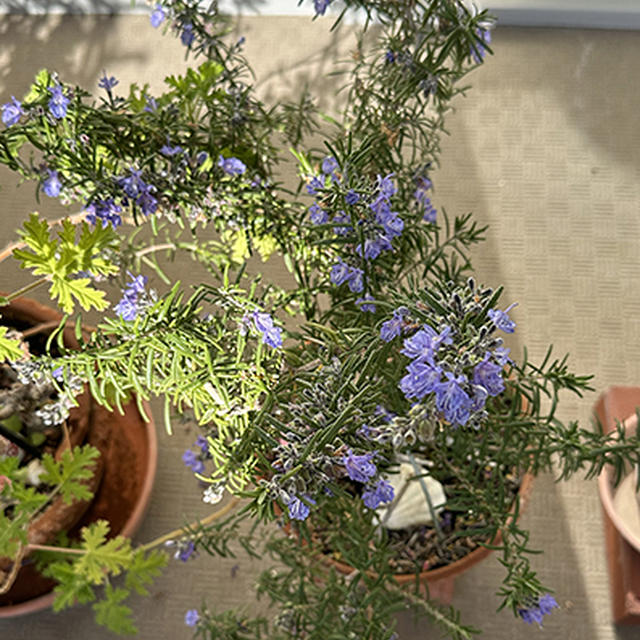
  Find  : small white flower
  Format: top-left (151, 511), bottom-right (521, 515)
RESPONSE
top-left (203, 483), bottom-right (224, 504)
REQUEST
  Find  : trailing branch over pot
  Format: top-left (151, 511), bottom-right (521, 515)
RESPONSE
top-left (1, 0), bottom-right (640, 638)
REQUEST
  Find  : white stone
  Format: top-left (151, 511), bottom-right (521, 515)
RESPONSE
top-left (376, 459), bottom-right (447, 530)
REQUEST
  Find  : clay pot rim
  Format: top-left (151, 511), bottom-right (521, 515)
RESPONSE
top-left (325, 471), bottom-right (535, 584)
top-left (597, 412), bottom-right (640, 553)
top-left (0, 297), bottom-right (159, 618)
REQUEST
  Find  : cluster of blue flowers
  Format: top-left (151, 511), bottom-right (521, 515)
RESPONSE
top-left (1, 96), bottom-right (23, 126)
top-left (307, 157), bottom-right (405, 310)
top-left (184, 608), bottom-right (200, 627)
top-left (2, 81), bottom-right (69, 126)
top-left (114, 272), bottom-right (152, 322)
top-left (284, 447), bottom-right (395, 521)
top-left (342, 449), bottom-right (395, 510)
top-left (413, 173), bottom-right (437, 223)
top-left (149, 2), bottom-right (195, 49)
top-left (518, 593), bottom-right (559, 626)
top-left (118, 167), bottom-right (159, 216)
top-left (380, 283), bottom-right (516, 429)
top-left (182, 435), bottom-right (210, 472)
top-left (245, 310), bottom-right (283, 349)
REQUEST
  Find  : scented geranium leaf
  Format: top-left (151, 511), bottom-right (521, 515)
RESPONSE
top-left (70, 220), bottom-right (119, 276)
top-left (0, 326), bottom-right (23, 361)
top-left (14, 214), bottom-right (116, 312)
top-left (14, 213), bottom-right (57, 273)
top-left (93, 584), bottom-right (137, 635)
top-left (0, 455), bottom-right (20, 478)
top-left (76, 521), bottom-right (133, 584)
top-left (40, 444), bottom-right (100, 505)
top-left (0, 510), bottom-right (27, 557)
top-left (22, 68), bottom-right (50, 103)
top-left (49, 275), bottom-right (109, 313)
top-left (47, 561), bottom-right (96, 611)
top-left (10, 482), bottom-right (50, 515)
top-left (124, 548), bottom-right (168, 596)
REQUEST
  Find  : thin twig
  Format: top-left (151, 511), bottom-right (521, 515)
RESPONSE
top-left (0, 544), bottom-right (25, 595)
top-left (26, 543), bottom-right (86, 556)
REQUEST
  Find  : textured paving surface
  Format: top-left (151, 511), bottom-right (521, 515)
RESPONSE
top-left (1, 15), bottom-right (640, 640)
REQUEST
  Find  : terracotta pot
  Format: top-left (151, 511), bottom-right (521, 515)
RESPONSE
top-left (598, 412), bottom-right (640, 553)
top-left (0, 296), bottom-right (158, 617)
top-left (325, 472), bottom-right (535, 587)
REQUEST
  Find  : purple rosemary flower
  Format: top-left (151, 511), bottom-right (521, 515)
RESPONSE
top-left (356, 238), bottom-right (382, 261)
top-left (1, 96), bottom-right (23, 126)
top-left (150, 3), bottom-right (166, 28)
top-left (434, 372), bottom-right (472, 427)
top-left (313, 0), bottom-right (332, 16)
top-left (401, 325), bottom-right (452, 362)
top-left (356, 295), bottom-right (376, 313)
top-left (471, 385), bottom-right (488, 412)
top-left (399, 358), bottom-right (443, 401)
top-left (144, 95), bottom-right (158, 112)
top-left (380, 307), bottom-right (408, 342)
top-left (473, 353), bottom-right (505, 397)
top-left (98, 73), bottom-right (119, 92)
top-left (195, 435), bottom-right (209, 456)
top-left (321, 156), bottom-right (338, 175)
top-left (118, 168), bottom-right (145, 199)
top-left (345, 189), bottom-right (360, 205)
top-left (114, 273), bottom-right (149, 322)
top-left (160, 143), bottom-right (183, 156)
top-left (488, 303), bottom-right (517, 334)
top-left (306, 175), bottom-right (324, 195)
top-left (218, 155), bottom-right (246, 176)
top-left (309, 202), bottom-right (328, 225)
top-left (347, 267), bottom-right (364, 294)
top-left (362, 478), bottom-right (394, 509)
top-left (330, 259), bottom-right (351, 287)
top-left (175, 540), bottom-right (196, 562)
top-left (518, 593), bottom-right (558, 626)
top-left (42, 169), bottom-right (61, 198)
top-left (182, 449), bottom-right (205, 474)
top-left (185, 609), bottom-right (200, 627)
top-left (181, 23), bottom-right (195, 47)
top-left (251, 311), bottom-right (282, 348)
top-left (385, 50), bottom-right (396, 64)
top-left (493, 346), bottom-right (512, 365)
top-left (472, 28), bottom-right (492, 64)
top-left (422, 198), bottom-right (437, 223)
top-left (287, 495), bottom-right (315, 520)
top-left (343, 449), bottom-right (377, 483)
top-left (332, 211), bottom-right (352, 236)
top-left (375, 173), bottom-right (396, 200)
top-left (382, 212), bottom-right (404, 238)
top-left (47, 84), bottom-right (70, 119)
top-left (137, 186), bottom-right (158, 216)
top-left (84, 198), bottom-right (123, 230)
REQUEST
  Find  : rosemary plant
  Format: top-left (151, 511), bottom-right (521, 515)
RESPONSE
top-left (0, 1), bottom-right (637, 638)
